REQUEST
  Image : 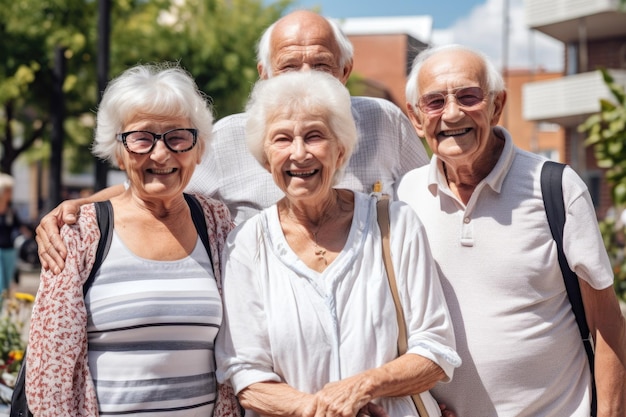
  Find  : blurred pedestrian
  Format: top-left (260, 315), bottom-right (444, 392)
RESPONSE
top-left (0, 173), bottom-right (27, 296)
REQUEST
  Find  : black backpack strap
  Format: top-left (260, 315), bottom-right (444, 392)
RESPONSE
top-left (83, 200), bottom-right (113, 296)
top-left (541, 161), bottom-right (596, 416)
top-left (184, 193), bottom-right (215, 276)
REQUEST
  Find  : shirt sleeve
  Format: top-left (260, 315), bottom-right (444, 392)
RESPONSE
top-left (562, 167), bottom-right (614, 290)
top-left (214, 223), bottom-right (282, 394)
top-left (389, 202), bottom-right (462, 380)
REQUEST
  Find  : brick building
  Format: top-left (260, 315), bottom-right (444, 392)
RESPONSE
top-left (523, 0), bottom-right (626, 217)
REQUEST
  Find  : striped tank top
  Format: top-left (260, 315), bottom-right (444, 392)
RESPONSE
top-left (86, 231), bottom-right (221, 416)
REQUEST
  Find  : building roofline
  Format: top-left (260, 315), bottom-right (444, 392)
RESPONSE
top-left (332, 16), bottom-right (433, 44)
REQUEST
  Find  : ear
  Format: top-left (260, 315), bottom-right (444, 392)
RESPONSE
top-left (257, 62), bottom-right (269, 80)
top-left (116, 153), bottom-right (125, 171)
top-left (336, 145), bottom-right (346, 169)
top-left (490, 91), bottom-right (507, 126)
top-left (339, 59), bottom-right (353, 85)
top-left (406, 103), bottom-right (425, 138)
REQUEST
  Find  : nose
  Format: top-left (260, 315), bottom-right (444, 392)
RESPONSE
top-left (149, 138), bottom-right (171, 161)
top-left (441, 95), bottom-right (464, 120)
top-left (290, 137), bottom-right (309, 161)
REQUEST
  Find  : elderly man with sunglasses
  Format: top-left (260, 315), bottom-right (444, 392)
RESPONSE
top-left (398, 44), bottom-right (626, 417)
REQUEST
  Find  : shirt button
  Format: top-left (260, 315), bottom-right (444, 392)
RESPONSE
top-left (464, 217), bottom-right (471, 224)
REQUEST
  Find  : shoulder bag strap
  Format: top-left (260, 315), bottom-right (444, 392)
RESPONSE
top-left (376, 197), bottom-right (428, 417)
top-left (541, 161), bottom-right (596, 416)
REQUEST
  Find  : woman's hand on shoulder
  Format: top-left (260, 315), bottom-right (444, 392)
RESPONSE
top-left (36, 199), bottom-right (81, 274)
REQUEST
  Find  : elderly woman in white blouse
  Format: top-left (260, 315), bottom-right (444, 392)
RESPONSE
top-left (215, 71), bottom-right (461, 417)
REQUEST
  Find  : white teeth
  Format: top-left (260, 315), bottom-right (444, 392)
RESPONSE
top-left (150, 168), bottom-right (175, 174)
top-left (442, 128), bottom-right (469, 136)
top-left (289, 170), bottom-right (316, 177)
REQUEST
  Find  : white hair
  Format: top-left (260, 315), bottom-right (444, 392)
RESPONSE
top-left (92, 63), bottom-right (214, 167)
top-left (405, 44), bottom-right (505, 106)
top-left (245, 71), bottom-right (357, 185)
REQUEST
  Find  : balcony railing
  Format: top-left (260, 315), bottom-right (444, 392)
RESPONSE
top-left (525, 0), bottom-right (626, 42)
top-left (522, 69), bottom-right (626, 127)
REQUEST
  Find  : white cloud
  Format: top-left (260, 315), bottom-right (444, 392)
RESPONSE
top-left (432, 0), bottom-right (564, 72)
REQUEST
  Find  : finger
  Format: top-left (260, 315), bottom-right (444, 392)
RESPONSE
top-left (36, 235), bottom-right (65, 274)
top-left (362, 402), bottom-right (388, 417)
top-left (35, 234), bottom-right (50, 271)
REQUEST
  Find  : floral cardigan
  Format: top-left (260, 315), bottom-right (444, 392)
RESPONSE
top-left (26, 194), bottom-right (240, 417)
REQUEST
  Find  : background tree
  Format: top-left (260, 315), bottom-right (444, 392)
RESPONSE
top-left (1, 0), bottom-right (292, 179)
top-left (0, 0), bottom-right (98, 176)
top-left (579, 68), bottom-right (626, 301)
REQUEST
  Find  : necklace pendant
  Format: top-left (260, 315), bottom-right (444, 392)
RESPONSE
top-left (314, 247), bottom-right (328, 265)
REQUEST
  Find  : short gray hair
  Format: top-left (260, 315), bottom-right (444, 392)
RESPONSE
top-left (405, 44), bottom-right (505, 106)
top-left (0, 173), bottom-right (15, 196)
top-left (256, 14), bottom-right (354, 78)
top-left (92, 63), bottom-right (214, 167)
top-left (245, 71), bottom-right (357, 185)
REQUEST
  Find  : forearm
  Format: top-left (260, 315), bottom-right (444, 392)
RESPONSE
top-left (360, 353), bottom-right (446, 399)
top-left (581, 281), bottom-right (626, 417)
top-left (594, 315), bottom-right (626, 417)
top-left (238, 382), bottom-right (314, 417)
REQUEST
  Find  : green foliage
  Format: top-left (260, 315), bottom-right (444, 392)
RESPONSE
top-left (579, 68), bottom-right (626, 301)
top-left (1, 0), bottom-right (293, 176)
top-left (0, 292), bottom-right (34, 387)
top-left (0, 0), bottom-right (99, 175)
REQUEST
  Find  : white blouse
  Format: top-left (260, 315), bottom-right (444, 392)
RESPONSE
top-left (216, 192), bottom-right (460, 417)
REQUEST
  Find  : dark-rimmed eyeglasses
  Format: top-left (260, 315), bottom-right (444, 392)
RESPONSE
top-left (116, 128), bottom-right (198, 154)
top-left (417, 87), bottom-right (489, 115)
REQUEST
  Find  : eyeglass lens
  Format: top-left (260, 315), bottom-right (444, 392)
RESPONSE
top-left (122, 129), bottom-right (196, 154)
top-left (418, 87), bottom-right (485, 114)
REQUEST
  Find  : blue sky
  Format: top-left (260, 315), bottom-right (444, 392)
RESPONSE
top-left (269, 0), bottom-right (564, 71)
top-left (285, 0), bottom-right (485, 29)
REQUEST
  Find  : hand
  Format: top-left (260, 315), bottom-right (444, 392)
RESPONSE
top-left (439, 402), bottom-right (457, 417)
top-left (311, 376), bottom-right (371, 417)
top-left (357, 402), bottom-right (389, 417)
top-left (35, 200), bottom-right (81, 274)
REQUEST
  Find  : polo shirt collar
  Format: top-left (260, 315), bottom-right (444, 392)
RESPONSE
top-left (427, 126), bottom-right (515, 196)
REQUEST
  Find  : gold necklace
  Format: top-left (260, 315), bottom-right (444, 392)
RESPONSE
top-left (283, 198), bottom-right (337, 266)
top-left (312, 229), bottom-right (328, 265)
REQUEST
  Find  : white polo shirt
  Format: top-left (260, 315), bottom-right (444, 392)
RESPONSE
top-left (398, 126), bottom-right (613, 417)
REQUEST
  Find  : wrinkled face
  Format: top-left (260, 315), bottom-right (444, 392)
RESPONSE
top-left (117, 113), bottom-right (201, 202)
top-left (262, 12), bottom-right (351, 83)
top-left (263, 107), bottom-right (345, 204)
top-left (408, 49), bottom-right (505, 167)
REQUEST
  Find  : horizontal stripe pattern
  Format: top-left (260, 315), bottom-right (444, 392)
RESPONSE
top-left (86, 232), bottom-right (220, 416)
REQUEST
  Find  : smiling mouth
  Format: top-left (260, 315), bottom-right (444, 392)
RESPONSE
top-left (440, 128), bottom-right (471, 137)
top-left (287, 169), bottom-right (318, 178)
top-left (148, 168), bottom-right (177, 175)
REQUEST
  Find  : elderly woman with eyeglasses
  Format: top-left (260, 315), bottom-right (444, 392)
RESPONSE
top-left (25, 64), bottom-right (237, 417)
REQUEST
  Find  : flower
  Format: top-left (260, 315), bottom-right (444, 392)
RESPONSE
top-left (0, 291), bottom-right (34, 389)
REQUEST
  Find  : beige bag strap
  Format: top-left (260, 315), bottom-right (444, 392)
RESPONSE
top-left (376, 198), bottom-right (429, 417)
